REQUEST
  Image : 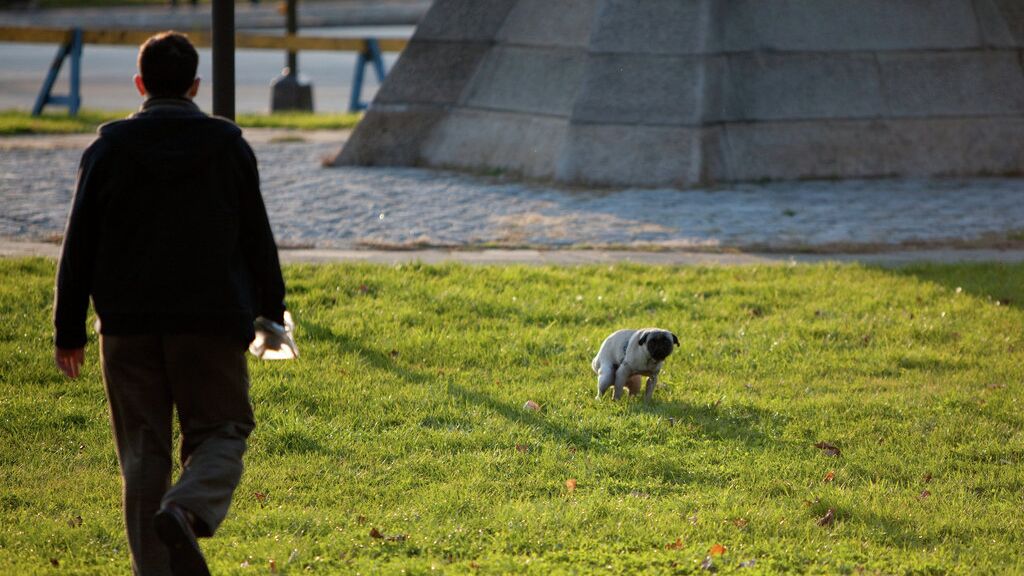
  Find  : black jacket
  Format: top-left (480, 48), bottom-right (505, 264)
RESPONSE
top-left (54, 98), bottom-right (286, 349)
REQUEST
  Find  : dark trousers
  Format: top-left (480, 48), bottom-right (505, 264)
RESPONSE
top-left (100, 334), bottom-right (255, 576)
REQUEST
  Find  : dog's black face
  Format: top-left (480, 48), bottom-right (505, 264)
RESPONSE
top-left (640, 330), bottom-right (679, 361)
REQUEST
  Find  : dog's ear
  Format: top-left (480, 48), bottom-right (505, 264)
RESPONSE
top-left (671, 332), bottom-right (679, 346)
top-left (638, 330), bottom-right (648, 346)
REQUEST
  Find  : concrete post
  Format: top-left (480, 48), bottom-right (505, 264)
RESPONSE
top-left (271, 0), bottom-right (314, 112)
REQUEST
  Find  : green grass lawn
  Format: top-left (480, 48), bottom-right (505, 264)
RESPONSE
top-left (0, 109), bottom-right (362, 135)
top-left (1, 259), bottom-right (1022, 574)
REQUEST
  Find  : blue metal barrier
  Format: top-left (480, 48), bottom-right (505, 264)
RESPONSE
top-left (21, 28), bottom-right (392, 115)
top-left (32, 27), bottom-right (83, 117)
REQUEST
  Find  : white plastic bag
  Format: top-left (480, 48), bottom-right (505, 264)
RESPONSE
top-left (249, 310), bottom-right (299, 360)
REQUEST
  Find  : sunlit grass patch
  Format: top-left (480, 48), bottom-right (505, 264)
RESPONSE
top-left (1, 259), bottom-right (1022, 574)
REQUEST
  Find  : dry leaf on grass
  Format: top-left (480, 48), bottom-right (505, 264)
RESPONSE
top-left (523, 400), bottom-right (541, 411)
top-left (666, 537), bottom-right (684, 550)
top-left (68, 515), bottom-right (83, 528)
top-left (515, 444), bottom-right (529, 453)
top-left (823, 471), bottom-right (835, 483)
top-left (254, 492), bottom-right (268, 508)
top-left (369, 527), bottom-right (407, 541)
top-left (922, 472), bottom-right (933, 483)
top-left (269, 559), bottom-right (278, 574)
top-left (49, 559), bottom-right (59, 567)
top-left (732, 518), bottom-right (749, 528)
top-left (814, 441), bottom-right (841, 457)
top-left (709, 543), bottom-right (727, 556)
top-left (817, 508), bottom-right (835, 527)
top-left (919, 490), bottom-right (931, 499)
top-left (565, 478), bottom-right (577, 492)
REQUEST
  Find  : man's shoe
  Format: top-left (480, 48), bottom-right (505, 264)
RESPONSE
top-left (154, 503), bottom-right (211, 576)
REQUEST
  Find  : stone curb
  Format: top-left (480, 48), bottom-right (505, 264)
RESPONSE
top-left (5, 240), bottom-right (1024, 267)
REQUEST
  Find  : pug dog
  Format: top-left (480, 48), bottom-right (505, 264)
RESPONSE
top-left (592, 328), bottom-right (679, 401)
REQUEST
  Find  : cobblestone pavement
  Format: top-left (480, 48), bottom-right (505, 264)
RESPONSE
top-left (2, 131), bottom-right (1024, 253)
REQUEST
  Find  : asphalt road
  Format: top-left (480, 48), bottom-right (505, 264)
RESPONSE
top-left (0, 26), bottom-right (410, 114)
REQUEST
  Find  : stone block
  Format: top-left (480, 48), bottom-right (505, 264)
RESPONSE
top-left (462, 46), bottom-right (586, 117)
top-left (336, 0), bottom-right (1024, 185)
top-left (421, 109), bottom-right (568, 178)
top-left (556, 123), bottom-right (705, 187)
top-left (720, 0), bottom-right (981, 52)
top-left (413, 0), bottom-right (517, 42)
top-left (886, 117), bottom-right (1024, 176)
top-left (972, 0), bottom-right (1024, 47)
top-left (589, 0), bottom-right (713, 55)
top-left (879, 51), bottom-right (1024, 117)
top-left (497, 0), bottom-right (600, 48)
top-left (721, 53), bottom-right (885, 121)
top-left (332, 104), bottom-right (445, 167)
top-left (719, 120), bottom-right (894, 181)
top-left (570, 54), bottom-right (712, 126)
top-left (375, 42), bottom-right (491, 106)
top-left (717, 118), bottom-right (1024, 181)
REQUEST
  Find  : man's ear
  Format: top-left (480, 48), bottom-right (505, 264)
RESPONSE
top-left (186, 77), bottom-right (200, 99)
top-left (133, 74), bottom-right (147, 97)
top-left (638, 331), bottom-right (648, 346)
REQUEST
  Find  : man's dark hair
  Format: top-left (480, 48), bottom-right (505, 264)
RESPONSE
top-left (137, 32), bottom-right (198, 98)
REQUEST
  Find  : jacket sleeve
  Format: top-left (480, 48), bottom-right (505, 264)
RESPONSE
top-left (236, 138), bottom-right (286, 324)
top-left (53, 143), bottom-right (103, 349)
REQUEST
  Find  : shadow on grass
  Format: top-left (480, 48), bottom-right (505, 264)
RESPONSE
top-left (829, 504), bottom-right (986, 553)
top-left (635, 399), bottom-right (783, 449)
top-left (449, 382), bottom-right (782, 452)
top-left (447, 383), bottom-right (600, 448)
top-left (301, 319), bottom-right (431, 385)
top-left (882, 262), bottom-right (1024, 311)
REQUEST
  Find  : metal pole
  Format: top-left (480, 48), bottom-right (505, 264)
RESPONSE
top-left (286, 0), bottom-right (297, 75)
top-left (212, 0), bottom-right (235, 120)
top-left (68, 28), bottom-right (83, 116)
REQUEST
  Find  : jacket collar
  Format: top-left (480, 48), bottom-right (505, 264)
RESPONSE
top-left (139, 97), bottom-right (201, 114)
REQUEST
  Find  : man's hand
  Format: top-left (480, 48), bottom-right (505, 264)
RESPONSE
top-left (55, 347), bottom-right (85, 379)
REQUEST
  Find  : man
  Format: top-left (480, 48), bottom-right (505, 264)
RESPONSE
top-left (53, 31), bottom-right (286, 576)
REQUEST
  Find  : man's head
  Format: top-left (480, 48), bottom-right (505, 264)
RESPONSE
top-left (135, 31), bottom-right (200, 99)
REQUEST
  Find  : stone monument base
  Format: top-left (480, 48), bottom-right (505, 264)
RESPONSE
top-left (331, 0), bottom-right (1024, 188)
